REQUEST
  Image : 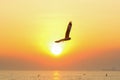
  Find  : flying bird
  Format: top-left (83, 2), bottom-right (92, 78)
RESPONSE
top-left (55, 21), bottom-right (72, 43)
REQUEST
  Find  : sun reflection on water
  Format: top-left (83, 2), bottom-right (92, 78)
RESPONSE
top-left (53, 71), bottom-right (60, 80)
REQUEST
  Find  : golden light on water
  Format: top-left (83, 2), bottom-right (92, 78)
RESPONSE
top-left (53, 71), bottom-right (60, 80)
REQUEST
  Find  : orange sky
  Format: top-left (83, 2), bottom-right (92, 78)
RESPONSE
top-left (0, 0), bottom-right (120, 70)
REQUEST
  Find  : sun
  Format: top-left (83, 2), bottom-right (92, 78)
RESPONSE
top-left (50, 43), bottom-right (63, 56)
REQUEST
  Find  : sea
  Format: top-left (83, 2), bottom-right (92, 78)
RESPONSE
top-left (0, 71), bottom-right (120, 80)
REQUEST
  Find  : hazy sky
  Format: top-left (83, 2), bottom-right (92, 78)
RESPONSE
top-left (0, 0), bottom-right (120, 70)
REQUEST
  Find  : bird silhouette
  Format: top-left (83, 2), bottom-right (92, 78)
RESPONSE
top-left (55, 21), bottom-right (72, 43)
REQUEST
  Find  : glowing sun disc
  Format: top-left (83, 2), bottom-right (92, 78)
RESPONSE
top-left (50, 43), bottom-right (62, 56)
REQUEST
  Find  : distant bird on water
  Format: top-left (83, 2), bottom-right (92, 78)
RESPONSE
top-left (55, 21), bottom-right (72, 43)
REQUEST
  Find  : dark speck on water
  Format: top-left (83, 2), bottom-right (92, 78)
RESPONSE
top-left (37, 74), bottom-right (40, 77)
top-left (83, 73), bottom-right (86, 76)
top-left (106, 73), bottom-right (108, 77)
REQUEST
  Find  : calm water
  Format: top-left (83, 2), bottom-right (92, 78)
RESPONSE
top-left (0, 71), bottom-right (120, 80)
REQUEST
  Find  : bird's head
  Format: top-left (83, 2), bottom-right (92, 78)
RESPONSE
top-left (68, 37), bottom-right (71, 40)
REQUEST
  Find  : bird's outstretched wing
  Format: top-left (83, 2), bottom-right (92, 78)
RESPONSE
top-left (65, 21), bottom-right (72, 38)
top-left (55, 39), bottom-right (65, 43)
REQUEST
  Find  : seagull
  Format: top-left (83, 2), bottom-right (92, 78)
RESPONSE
top-left (55, 21), bottom-right (72, 43)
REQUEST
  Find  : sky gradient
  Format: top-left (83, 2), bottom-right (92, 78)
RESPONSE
top-left (0, 0), bottom-right (120, 70)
